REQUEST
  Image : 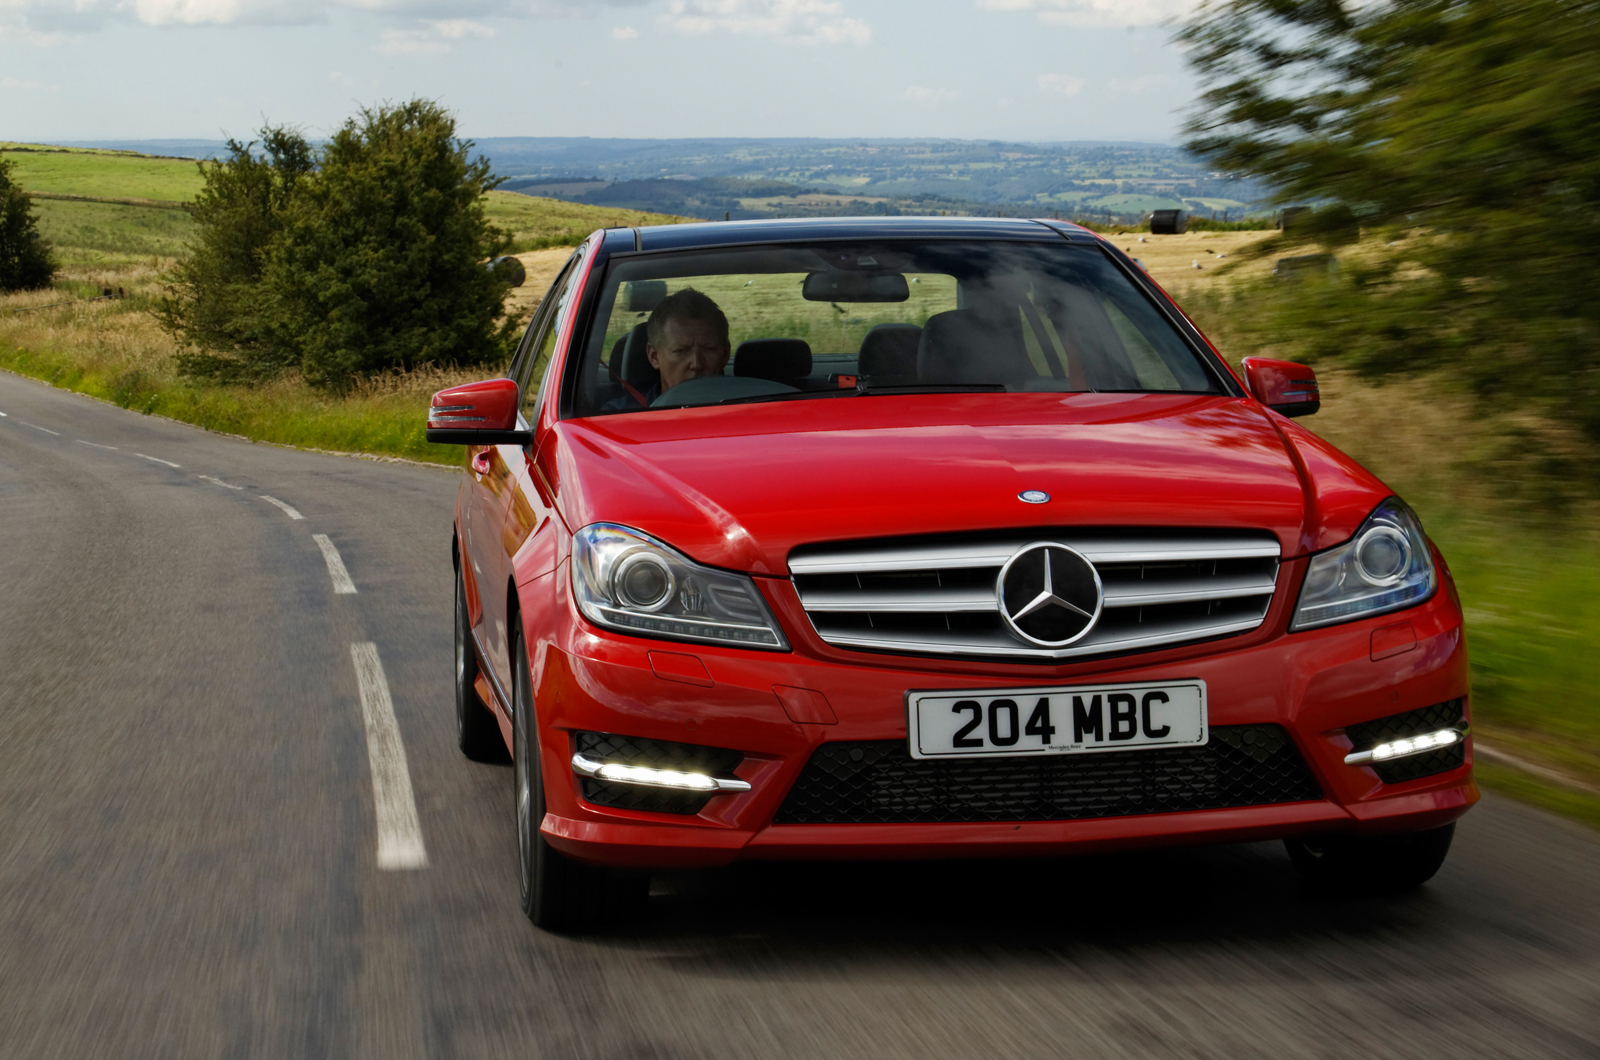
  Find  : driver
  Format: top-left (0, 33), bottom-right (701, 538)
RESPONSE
top-left (617, 288), bottom-right (731, 408)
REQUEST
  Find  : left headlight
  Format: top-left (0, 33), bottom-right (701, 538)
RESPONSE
top-left (571, 523), bottom-right (790, 651)
top-left (1291, 498), bottom-right (1437, 631)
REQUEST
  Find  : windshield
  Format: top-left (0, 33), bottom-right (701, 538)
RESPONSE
top-left (570, 240), bottom-right (1222, 416)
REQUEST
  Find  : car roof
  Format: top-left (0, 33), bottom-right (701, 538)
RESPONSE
top-left (609, 215), bottom-right (1097, 254)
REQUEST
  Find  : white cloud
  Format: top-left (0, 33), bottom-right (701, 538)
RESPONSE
top-left (610, 23), bottom-right (637, 37)
top-left (978, 0), bottom-right (1199, 29)
top-left (902, 85), bottom-right (958, 105)
top-left (659, 0), bottom-right (871, 45)
top-left (373, 15), bottom-right (492, 51)
top-left (2, 75), bottom-right (57, 89)
top-left (1107, 74), bottom-right (1169, 93)
top-left (1036, 72), bottom-right (1082, 96)
top-left (425, 17), bottom-right (493, 38)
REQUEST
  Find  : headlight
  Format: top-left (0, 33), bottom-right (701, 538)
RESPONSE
top-left (571, 523), bottom-right (790, 650)
top-left (1291, 498), bottom-right (1437, 631)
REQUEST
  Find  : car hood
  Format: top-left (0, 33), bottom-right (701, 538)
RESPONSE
top-left (550, 392), bottom-right (1390, 576)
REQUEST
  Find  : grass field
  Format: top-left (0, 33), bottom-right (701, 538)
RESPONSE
top-left (1, 144), bottom-right (205, 202)
top-left (484, 190), bottom-right (692, 251)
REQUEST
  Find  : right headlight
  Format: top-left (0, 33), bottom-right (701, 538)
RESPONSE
top-left (1291, 497), bottom-right (1437, 631)
top-left (571, 523), bottom-right (790, 650)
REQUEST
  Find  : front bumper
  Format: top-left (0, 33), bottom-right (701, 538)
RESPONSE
top-left (524, 559), bottom-right (1476, 870)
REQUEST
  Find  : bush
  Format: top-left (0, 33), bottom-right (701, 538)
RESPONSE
top-left (161, 100), bottom-right (517, 391)
top-left (265, 100), bottom-right (517, 390)
top-left (158, 128), bottom-right (313, 381)
top-left (0, 156), bottom-right (56, 291)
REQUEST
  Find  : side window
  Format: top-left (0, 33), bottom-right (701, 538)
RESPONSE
top-left (515, 251), bottom-right (585, 420)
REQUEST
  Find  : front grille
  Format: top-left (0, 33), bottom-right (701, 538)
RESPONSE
top-left (573, 732), bottom-right (743, 816)
top-left (790, 529), bottom-right (1281, 661)
top-left (775, 725), bottom-right (1321, 824)
top-left (1345, 700), bottom-right (1467, 784)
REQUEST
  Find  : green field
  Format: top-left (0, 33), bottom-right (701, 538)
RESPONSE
top-left (1, 144), bottom-right (205, 202)
top-left (482, 190), bottom-right (692, 251)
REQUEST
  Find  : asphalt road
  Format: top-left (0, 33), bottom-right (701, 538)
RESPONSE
top-left (0, 369), bottom-right (1596, 1060)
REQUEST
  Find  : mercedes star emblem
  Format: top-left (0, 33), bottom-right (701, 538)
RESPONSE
top-left (997, 542), bottom-right (1103, 647)
top-left (1018, 490), bottom-right (1050, 504)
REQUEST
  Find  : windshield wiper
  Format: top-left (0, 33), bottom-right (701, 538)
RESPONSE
top-left (717, 389), bottom-right (860, 406)
top-left (853, 383), bottom-right (1008, 395)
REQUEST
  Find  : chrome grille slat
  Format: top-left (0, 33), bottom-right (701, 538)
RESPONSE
top-left (1101, 572), bottom-right (1279, 607)
top-left (790, 530), bottom-right (1281, 661)
top-left (787, 534), bottom-right (1281, 576)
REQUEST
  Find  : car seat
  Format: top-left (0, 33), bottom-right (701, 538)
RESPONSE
top-left (916, 309), bottom-right (1033, 388)
top-left (734, 339), bottom-right (812, 386)
top-left (858, 324), bottom-right (921, 386)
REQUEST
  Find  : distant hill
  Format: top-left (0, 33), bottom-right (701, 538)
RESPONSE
top-left (52, 136), bottom-right (1269, 222)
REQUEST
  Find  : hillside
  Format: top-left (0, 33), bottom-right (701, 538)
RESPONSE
top-left (0, 143), bottom-right (693, 266)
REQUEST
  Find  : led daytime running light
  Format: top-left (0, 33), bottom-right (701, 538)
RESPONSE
top-left (1344, 726), bottom-right (1467, 766)
top-left (570, 752), bottom-right (753, 793)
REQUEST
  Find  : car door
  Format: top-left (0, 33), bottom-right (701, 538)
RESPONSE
top-left (476, 249), bottom-right (586, 696)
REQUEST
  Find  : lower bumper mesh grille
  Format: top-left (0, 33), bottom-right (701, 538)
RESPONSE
top-left (574, 732), bottom-right (743, 816)
top-left (1345, 700), bottom-right (1467, 784)
top-left (775, 724), bottom-right (1321, 824)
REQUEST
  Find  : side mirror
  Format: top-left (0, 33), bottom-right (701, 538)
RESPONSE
top-left (1241, 357), bottom-right (1321, 418)
top-left (426, 378), bottom-right (533, 445)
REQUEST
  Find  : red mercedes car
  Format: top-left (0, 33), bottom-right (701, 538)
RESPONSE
top-left (428, 218), bottom-right (1474, 929)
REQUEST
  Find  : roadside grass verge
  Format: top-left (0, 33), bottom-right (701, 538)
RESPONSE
top-left (0, 265), bottom-right (471, 465)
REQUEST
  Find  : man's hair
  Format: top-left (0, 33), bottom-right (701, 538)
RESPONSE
top-left (647, 288), bottom-right (730, 350)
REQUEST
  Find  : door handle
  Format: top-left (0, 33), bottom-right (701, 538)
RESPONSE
top-left (471, 450), bottom-right (493, 477)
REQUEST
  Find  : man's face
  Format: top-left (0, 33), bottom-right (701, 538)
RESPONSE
top-left (647, 316), bottom-right (730, 394)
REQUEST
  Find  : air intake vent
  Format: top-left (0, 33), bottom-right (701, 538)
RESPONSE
top-left (790, 530), bottom-right (1281, 661)
top-left (775, 726), bottom-right (1321, 824)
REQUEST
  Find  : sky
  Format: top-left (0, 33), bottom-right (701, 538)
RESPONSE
top-left (0, 0), bottom-right (1206, 144)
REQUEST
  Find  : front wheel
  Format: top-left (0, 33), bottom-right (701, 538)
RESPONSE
top-left (1285, 823), bottom-right (1456, 892)
top-left (512, 626), bottom-right (646, 930)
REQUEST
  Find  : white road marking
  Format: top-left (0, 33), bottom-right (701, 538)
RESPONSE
top-left (350, 642), bottom-right (428, 870)
top-left (76, 440), bottom-right (118, 450)
top-left (136, 453), bottom-right (181, 468)
top-left (260, 495), bottom-right (304, 520)
top-left (0, 410), bottom-right (8, 416)
top-left (1475, 740), bottom-right (1600, 795)
top-left (198, 474), bottom-right (243, 490)
top-left (20, 422), bottom-right (60, 436)
top-left (313, 533), bottom-right (358, 594)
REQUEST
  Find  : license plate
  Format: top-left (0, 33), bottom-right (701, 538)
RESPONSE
top-left (908, 680), bottom-right (1207, 759)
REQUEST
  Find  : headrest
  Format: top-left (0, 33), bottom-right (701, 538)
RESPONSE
top-left (858, 323), bottom-right (921, 383)
top-left (617, 322), bottom-right (657, 392)
top-left (734, 338), bottom-right (812, 382)
top-left (916, 309), bottom-right (1031, 387)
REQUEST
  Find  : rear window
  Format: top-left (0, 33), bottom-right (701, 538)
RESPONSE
top-left (570, 240), bottom-right (1220, 416)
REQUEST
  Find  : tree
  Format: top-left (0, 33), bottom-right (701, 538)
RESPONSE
top-left (263, 100), bottom-right (517, 390)
top-left (0, 156), bottom-right (56, 292)
top-left (157, 127), bottom-right (314, 380)
top-left (1180, 0), bottom-right (1600, 445)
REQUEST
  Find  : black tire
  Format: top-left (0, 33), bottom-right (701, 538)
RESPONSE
top-left (512, 626), bottom-right (647, 931)
top-left (455, 565), bottom-right (506, 762)
top-left (1285, 823), bottom-right (1456, 893)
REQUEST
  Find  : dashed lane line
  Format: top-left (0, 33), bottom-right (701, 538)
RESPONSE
top-left (313, 534), bottom-right (359, 595)
top-left (350, 642), bottom-right (428, 870)
top-left (198, 474), bottom-right (243, 490)
top-left (260, 495), bottom-right (305, 520)
top-left (136, 453), bottom-right (181, 468)
top-left (20, 422), bottom-right (60, 436)
top-left (76, 440), bottom-right (118, 450)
